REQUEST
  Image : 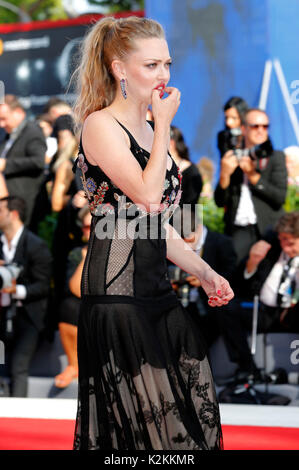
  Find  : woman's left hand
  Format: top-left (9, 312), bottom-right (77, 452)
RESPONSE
top-left (200, 267), bottom-right (234, 307)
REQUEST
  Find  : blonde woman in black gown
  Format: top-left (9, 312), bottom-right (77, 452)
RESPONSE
top-left (72, 16), bottom-right (234, 450)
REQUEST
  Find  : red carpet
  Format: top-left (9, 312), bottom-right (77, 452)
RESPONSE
top-left (0, 418), bottom-right (75, 450)
top-left (0, 418), bottom-right (298, 450)
top-left (223, 424), bottom-right (299, 450)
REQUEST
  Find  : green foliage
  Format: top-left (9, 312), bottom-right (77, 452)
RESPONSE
top-left (88, 0), bottom-right (144, 12)
top-left (198, 196), bottom-right (225, 233)
top-left (198, 183), bottom-right (298, 237)
top-left (0, 0), bottom-right (67, 23)
top-left (37, 211), bottom-right (58, 252)
top-left (0, 0), bottom-right (143, 24)
top-left (284, 184), bottom-right (299, 212)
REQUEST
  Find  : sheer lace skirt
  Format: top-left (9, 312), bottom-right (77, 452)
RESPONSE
top-left (73, 299), bottom-right (223, 450)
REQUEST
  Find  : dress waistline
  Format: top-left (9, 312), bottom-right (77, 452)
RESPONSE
top-left (81, 293), bottom-right (180, 310)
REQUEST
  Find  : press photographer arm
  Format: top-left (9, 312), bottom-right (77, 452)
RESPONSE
top-left (219, 150), bottom-right (261, 188)
top-left (239, 156), bottom-right (261, 185)
top-left (218, 150), bottom-right (239, 190)
top-left (0, 262), bottom-right (23, 292)
top-left (165, 223), bottom-right (234, 306)
top-left (245, 240), bottom-right (272, 276)
top-left (1, 278), bottom-right (16, 294)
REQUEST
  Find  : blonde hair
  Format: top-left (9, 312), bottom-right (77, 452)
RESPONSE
top-left (71, 16), bottom-right (165, 132)
top-left (52, 135), bottom-right (78, 173)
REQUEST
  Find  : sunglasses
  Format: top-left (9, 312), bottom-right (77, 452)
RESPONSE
top-left (247, 123), bottom-right (270, 130)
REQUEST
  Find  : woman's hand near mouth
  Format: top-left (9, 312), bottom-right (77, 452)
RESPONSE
top-left (151, 86), bottom-right (181, 127)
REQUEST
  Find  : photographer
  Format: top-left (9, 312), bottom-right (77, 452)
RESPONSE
top-left (0, 95), bottom-right (47, 230)
top-left (217, 96), bottom-right (249, 158)
top-left (169, 208), bottom-right (237, 347)
top-left (219, 212), bottom-right (299, 380)
top-left (214, 108), bottom-right (288, 265)
top-left (0, 196), bottom-right (52, 397)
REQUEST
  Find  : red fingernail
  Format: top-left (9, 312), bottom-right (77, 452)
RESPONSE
top-left (217, 290), bottom-right (222, 295)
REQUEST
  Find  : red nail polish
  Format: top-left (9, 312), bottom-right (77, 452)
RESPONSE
top-left (217, 290), bottom-right (222, 295)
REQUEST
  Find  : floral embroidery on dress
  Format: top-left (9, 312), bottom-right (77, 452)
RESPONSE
top-left (77, 153), bottom-right (88, 173)
top-left (76, 146), bottom-right (182, 219)
top-left (86, 177), bottom-right (97, 194)
top-left (173, 189), bottom-right (182, 207)
top-left (171, 176), bottom-right (179, 188)
top-left (89, 182), bottom-right (109, 213)
top-left (177, 168), bottom-right (182, 185)
top-left (169, 190), bottom-right (176, 203)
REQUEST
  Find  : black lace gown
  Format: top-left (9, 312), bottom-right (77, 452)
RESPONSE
top-left (72, 121), bottom-right (223, 450)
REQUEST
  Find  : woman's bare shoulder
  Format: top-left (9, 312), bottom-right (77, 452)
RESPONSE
top-left (81, 109), bottom-right (130, 167)
top-left (83, 109), bottom-right (129, 148)
top-left (83, 108), bottom-right (117, 132)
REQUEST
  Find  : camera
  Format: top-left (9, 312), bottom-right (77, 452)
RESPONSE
top-left (277, 257), bottom-right (299, 308)
top-left (168, 265), bottom-right (191, 308)
top-left (227, 127), bottom-right (244, 152)
top-left (219, 127), bottom-right (244, 155)
top-left (234, 139), bottom-right (273, 164)
top-left (0, 263), bottom-right (22, 339)
top-left (0, 263), bottom-right (22, 290)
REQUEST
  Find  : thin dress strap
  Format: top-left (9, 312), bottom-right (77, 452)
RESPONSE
top-left (113, 118), bottom-right (140, 151)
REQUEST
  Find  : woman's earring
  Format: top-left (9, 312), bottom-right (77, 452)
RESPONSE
top-left (120, 78), bottom-right (127, 99)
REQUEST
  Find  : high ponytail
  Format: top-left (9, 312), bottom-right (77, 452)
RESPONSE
top-left (71, 17), bottom-right (117, 134)
top-left (71, 16), bottom-right (165, 133)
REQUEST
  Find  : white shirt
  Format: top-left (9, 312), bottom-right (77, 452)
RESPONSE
top-left (46, 136), bottom-right (58, 159)
top-left (244, 252), bottom-right (289, 307)
top-left (234, 174), bottom-right (257, 226)
top-left (1, 226), bottom-right (27, 307)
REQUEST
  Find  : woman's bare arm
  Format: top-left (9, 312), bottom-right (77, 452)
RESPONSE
top-left (51, 160), bottom-right (73, 212)
top-left (82, 87), bottom-right (180, 212)
top-left (165, 222), bottom-right (234, 306)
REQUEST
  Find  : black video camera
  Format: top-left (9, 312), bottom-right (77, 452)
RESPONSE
top-left (168, 265), bottom-right (192, 308)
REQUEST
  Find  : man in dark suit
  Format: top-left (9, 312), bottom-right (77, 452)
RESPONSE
top-left (0, 196), bottom-right (52, 397)
top-left (169, 208), bottom-right (238, 354)
top-left (220, 211), bottom-right (299, 376)
top-left (0, 95), bottom-right (47, 228)
top-left (214, 108), bottom-right (288, 265)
